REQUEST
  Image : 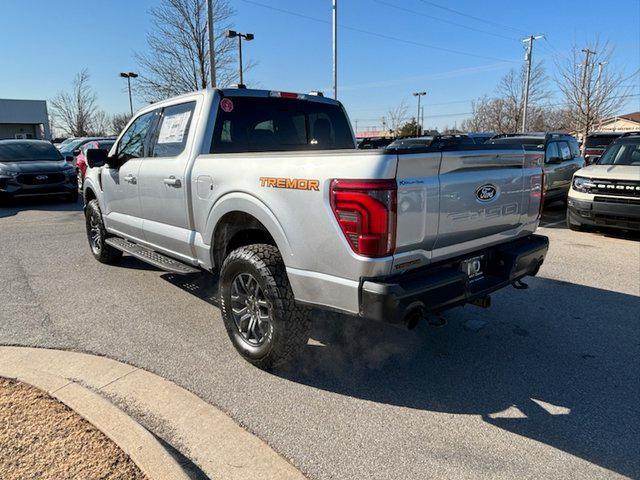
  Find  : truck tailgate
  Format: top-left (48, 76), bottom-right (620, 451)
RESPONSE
top-left (395, 147), bottom-right (538, 264)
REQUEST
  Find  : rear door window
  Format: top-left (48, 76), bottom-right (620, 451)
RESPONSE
top-left (151, 101), bottom-right (196, 157)
top-left (545, 142), bottom-right (559, 161)
top-left (211, 96), bottom-right (355, 153)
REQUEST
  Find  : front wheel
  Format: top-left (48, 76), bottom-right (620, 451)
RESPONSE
top-left (85, 199), bottom-right (122, 264)
top-left (219, 244), bottom-right (311, 370)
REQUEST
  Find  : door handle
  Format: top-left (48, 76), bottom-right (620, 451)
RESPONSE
top-left (163, 176), bottom-right (182, 188)
top-left (124, 174), bottom-right (137, 184)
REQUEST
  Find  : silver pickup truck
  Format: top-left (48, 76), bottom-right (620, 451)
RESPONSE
top-left (83, 88), bottom-right (549, 369)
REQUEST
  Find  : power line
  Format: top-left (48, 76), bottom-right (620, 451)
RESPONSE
top-left (416, 0), bottom-right (527, 35)
top-left (373, 0), bottom-right (518, 42)
top-left (239, 0), bottom-right (519, 63)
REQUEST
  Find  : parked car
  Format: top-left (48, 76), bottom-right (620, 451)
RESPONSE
top-left (51, 137), bottom-right (70, 147)
top-left (387, 134), bottom-right (476, 150)
top-left (567, 131), bottom-right (640, 231)
top-left (487, 133), bottom-right (584, 204)
top-left (583, 132), bottom-right (622, 165)
top-left (465, 132), bottom-right (495, 144)
top-left (82, 87), bottom-right (548, 369)
top-left (0, 140), bottom-right (78, 202)
top-left (75, 139), bottom-right (116, 190)
top-left (357, 137), bottom-right (394, 149)
top-left (58, 136), bottom-right (116, 164)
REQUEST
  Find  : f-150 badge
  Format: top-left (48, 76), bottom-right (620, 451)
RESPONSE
top-left (260, 177), bottom-right (320, 191)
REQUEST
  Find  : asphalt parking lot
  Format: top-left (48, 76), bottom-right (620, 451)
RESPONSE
top-left (1, 197), bottom-right (639, 480)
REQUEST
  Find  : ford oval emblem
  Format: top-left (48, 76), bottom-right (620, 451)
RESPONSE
top-left (36, 175), bottom-right (48, 180)
top-left (476, 184), bottom-right (497, 202)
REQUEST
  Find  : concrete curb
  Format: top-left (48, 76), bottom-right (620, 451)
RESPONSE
top-left (0, 346), bottom-right (307, 480)
top-left (1, 367), bottom-right (191, 480)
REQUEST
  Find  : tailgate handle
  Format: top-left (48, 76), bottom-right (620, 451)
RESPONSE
top-left (163, 176), bottom-right (181, 188)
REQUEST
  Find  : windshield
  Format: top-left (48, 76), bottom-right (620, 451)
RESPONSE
top-left (597, 141), bottom-right (640, 166)
top-left (586, 135), bottom-right (619, 148)
top-left (0, 142), bottom-right (64, 162)
top-left (57, 138), bottom-right (76, 149)
top-left (59, 138), bottom-right (88, 154)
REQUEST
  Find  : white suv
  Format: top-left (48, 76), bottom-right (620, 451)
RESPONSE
top-left (567, 132), bottom-right (640, 231)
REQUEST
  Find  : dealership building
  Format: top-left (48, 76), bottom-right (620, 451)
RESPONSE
top-left (0, 98), bottom-right (51, 140)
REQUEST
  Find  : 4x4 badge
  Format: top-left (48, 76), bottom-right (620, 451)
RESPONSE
top-left (476, 184), bottom-right (497, 202)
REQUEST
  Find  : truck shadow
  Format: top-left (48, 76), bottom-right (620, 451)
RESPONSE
top-left (163, 273), bottom-right (639, 478)
top-left (0, 196), bottom-right (82, 219)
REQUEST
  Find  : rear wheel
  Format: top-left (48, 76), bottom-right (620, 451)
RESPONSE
top-left (219, 244), bottom-right (311, 370)
top-left (85, 199), bottom-right (122, 264)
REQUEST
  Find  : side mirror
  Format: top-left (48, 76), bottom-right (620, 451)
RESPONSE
top-left (72, 148), bottom-right (81, 156)
top-left (65, 155), bottom-right (74, 162)
top-left (86, 148), bottom-right (109, 168)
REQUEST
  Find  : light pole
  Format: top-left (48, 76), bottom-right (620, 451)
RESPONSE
top-left (413, 91), bottom-right (426, 136)
top-left (207, 0), bottom-right (216, 88)
top-left (521, 35), bottom-right (544, 132)
top-left (332, 0), bottom-right (337, 99)
top-left (119, 72), bottom-right (138, 116)
top-left (225, 30), bottom-right (254, 87)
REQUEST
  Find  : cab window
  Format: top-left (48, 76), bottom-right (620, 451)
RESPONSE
top-left (116, 111), bottom-right (157, 161)
top-left (545, 142), bottom-right (559, 161)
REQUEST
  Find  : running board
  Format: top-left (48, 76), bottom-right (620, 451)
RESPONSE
top-left (105, 237), bottom-right (200, 274)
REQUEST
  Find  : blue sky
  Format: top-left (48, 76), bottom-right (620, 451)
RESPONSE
top-left (1, 0), bottom-right (639, 131)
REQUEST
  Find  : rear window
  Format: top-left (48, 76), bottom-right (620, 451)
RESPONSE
top-left (0, 141), bottom-right (63, 161)
top-left (586, 135), bottom-right (619, 148)
top-left (211, 96), bottom-right (355, 153)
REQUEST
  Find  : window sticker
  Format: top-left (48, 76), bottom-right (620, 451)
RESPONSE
top-left (157, 110), bottom-right (192, 144)
top-left (220, 98), bottom-right (234, 113)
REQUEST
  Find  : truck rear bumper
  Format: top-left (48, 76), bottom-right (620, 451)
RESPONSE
top-left (360, 234), bottom-right (549, 326)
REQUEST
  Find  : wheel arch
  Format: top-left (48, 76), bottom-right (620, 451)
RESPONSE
top-left (205, 193), bottom-right (293, 270)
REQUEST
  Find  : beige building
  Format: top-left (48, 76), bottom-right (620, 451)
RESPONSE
top-left (597, 112), bottom-right (640, 132)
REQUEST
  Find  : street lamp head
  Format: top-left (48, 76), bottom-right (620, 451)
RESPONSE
top-left (225, 29), bottom-right (238, 38)
top-left (128, 72), bottom-right (139, 78)
top-left (413, 91), bottom-right (426, 96)
top-left (119, 72), bottom-right (128, 78)
top-left (244, 33), bottom-right (255, 41)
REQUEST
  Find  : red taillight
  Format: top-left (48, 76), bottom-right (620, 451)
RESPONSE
top-left (330, 179), bottom-right (397, 257)
top-left (530, 170), bottom-right (545, 219)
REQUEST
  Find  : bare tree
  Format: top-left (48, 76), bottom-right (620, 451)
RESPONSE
top-left (555, 39), bottom-right (632, 141)
top-left (387, 99), bottom-right (409, 137)
top-left (135, 0), bottom-right (243, 101)
top-left (461, 62), bottom-right (550, 134)
top-left (89, 111), bottom-right (112, 136)
top-left (111, 113), bottom-right (132, 136)
top-left (496, 61), bottom-right (550, 132)
top-left (49, 69), bottom-right (98, 137)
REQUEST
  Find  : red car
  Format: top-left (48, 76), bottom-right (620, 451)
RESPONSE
top-left (75, 139), bottom-right (115, 189)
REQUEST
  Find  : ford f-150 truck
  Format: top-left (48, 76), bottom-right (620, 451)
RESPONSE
top-left (82, 88), bottom-right (549, 369)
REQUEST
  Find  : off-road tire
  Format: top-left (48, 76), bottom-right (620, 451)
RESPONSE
top-left (219, 244), bottom-right (311, 370)
top-left (85, 199), bottom-right (122, 264)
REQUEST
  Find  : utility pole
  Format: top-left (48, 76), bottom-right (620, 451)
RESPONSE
top-left (580, 48), bottom-right (597, 143)
top-left (413, 91), bottom-right (426, 136)
top-left (354, 119), bottom-right (358, 134)
top-left (421, 106), bottom-right (424, 133)
top-left (521, 35), bottom-right (544, 132)
top-left (332, 0), bottom-right (338, 99)
top-left (207, 0), bottom-right (216, 88)
top-left (594, 61), bottom-right (608, 127)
